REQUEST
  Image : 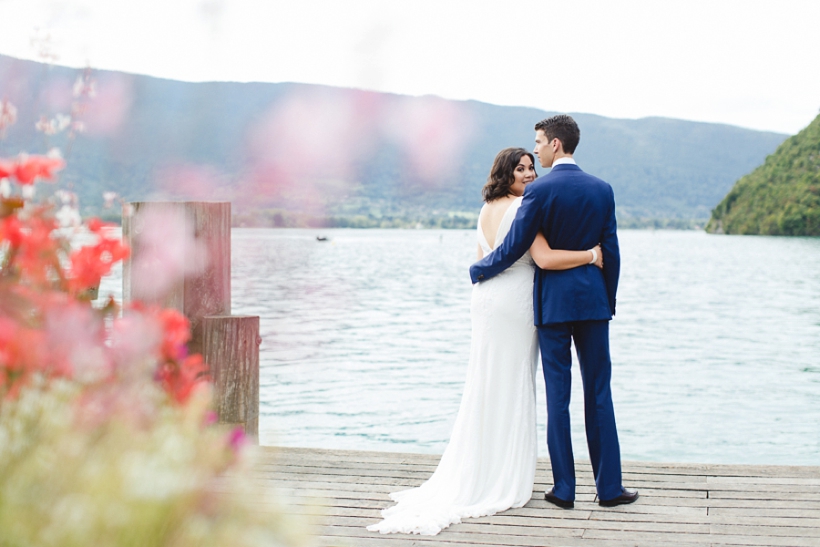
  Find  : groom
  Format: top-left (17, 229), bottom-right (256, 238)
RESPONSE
top-left (470, 115), bottom-right (637, 508)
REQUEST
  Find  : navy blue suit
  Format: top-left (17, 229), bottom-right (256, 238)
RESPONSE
top-left (469, 163), bottom-right (623, 501)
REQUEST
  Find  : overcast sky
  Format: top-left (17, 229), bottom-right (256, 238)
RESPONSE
top-left (1, 0), bottom-right (819, 134)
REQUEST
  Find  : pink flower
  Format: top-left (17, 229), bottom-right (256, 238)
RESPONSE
top-left (227, 427), bottom-right (247, 453)
top-left (0, 100), bottom-right (16, 131)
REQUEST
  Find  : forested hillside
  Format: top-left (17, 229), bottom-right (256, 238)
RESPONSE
top-left (707, 113), bottom-right (820, 236)
top-left (0, 54), bottom-right (786, 227)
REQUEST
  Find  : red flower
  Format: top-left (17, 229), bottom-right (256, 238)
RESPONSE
top-left (0, 318), bottom-right (50, 399)
top-left (156, 353), bottom-right (209, 404)
top-left (86, 217), bottom-right (114, 234)
top-left (159, 308), bottom-right (191, 362)
top-left (13, 154), bottom-right (65, 185)
top-left (8, 213), bottom-right (61, 287)
top-left (0, 317), bottom-right (19, 369)
top-left (67, 233), bottom-right (130, 295)
top-left (0, 215), bottom-right (24, 248)
top-left (0, 158), bottom-right (15, 179)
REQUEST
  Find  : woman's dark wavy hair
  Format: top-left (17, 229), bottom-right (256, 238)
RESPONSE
top-left (482, 148), bottom-right (536, 203)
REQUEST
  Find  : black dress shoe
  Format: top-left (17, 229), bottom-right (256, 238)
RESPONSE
top-left (544, 488), bottom-right (574, 509)
top-left (598, 488), bottom-right (639, 507)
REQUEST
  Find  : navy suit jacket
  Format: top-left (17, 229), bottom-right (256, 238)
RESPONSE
top-left (469, 164), bottom-right (620, 326)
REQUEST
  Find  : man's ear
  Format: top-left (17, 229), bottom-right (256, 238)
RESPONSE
top-left (553, 138), bottom-right (564, 154)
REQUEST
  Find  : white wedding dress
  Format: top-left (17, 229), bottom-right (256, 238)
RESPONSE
top-left (367, 197), bottom-right (539, 536)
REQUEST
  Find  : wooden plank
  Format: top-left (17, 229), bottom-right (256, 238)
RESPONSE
top-left (710, 523), bottom-right (820, 538)
top-left (234, 475), bottom-right (710, 503)
top-left (256, 466), bottom-right (715, 492)
top-left (316, 535), bottom-right (467, 547)
top-left (709, 507), bottom-right (820, 518)
top-left (707, 475), bottom-right (820, 486)
top-left (318, 512), bottom-right (714, 536)
top-left (278, 495), bottom-right (708, 517)
top-left (315, 535), bottom-right (707, 547)
top-left (254, 466), bottom-right (820, 498)
top-left (708, 490), bottom-right (820, 501)
top-left (585, 528), bottom-right (820, 546)
top-left (260, 448), bottom-right (820, 479)
top-left (703, 481), bottom-right (820, 493)
top-left (245, 468), bottom-right (709, 495)
top-left (593, 510), bottom-right (820, 528)
top-left (322, 524), bottom-right (584, 546)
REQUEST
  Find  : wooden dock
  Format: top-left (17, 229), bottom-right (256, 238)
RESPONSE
top-left (245, 446), bottom-right (820, 547)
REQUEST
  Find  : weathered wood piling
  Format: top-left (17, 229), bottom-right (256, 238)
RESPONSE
top-left (123, 201), bottom-right (260, 439)
top-left (122, 201), bottom-right (231, 353)
top-left (203, 315), bottom-right (260, 438)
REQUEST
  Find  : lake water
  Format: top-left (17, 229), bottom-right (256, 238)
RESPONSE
top-left (100, 228), bottom-right (820, 466)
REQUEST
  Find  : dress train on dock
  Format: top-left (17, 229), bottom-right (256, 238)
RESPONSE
top-left (367, 198), bottom-right (539, 536)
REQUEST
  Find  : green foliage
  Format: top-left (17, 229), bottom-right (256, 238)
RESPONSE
top-left (707, 113), bottom-right (820, 236)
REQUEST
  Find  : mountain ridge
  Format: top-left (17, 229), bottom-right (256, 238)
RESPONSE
top-left (0, 53), bottom-right (787, 226)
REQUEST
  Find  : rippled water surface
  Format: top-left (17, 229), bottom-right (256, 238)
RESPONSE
top-left (102, 228), bottom-right (820, 465)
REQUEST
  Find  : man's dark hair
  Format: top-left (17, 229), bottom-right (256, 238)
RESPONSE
top-left (482, 147), bottom-right (536, 202)
top-left (534, 114), bottom-right (580, 154)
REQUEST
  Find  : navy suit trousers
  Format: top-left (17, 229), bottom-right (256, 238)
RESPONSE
top-left (537, 320), bottom-right (623, 501)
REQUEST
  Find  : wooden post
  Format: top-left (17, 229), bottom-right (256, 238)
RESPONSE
top-left (122, 201), bottom-right (231, 354)
top-left (202, 315), bottom-right (260, 440)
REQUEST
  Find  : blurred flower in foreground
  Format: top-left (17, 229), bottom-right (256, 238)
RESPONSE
top-left (0, 381), bottom-right (309, 546)
top-left (244, 88), bottom-right (475, 212)
top-left (54, 189), bottom-right (81, 228)
top-left (0, 99), bottom-right (17, 136)
top-left (382, 96), bottom-right (474, 186)
top-left (82, 73), bottom-right (133, 136)
top-left (126, 204), bottom-right (209, 302)
top-left (0, 150), bottom-right (65, 186)
top-left (73, 72), bottom-right (97, 99)
top-left (102, 191), bottom-right (119, 208)
top-left (0, 147), bottom-right (310, 545)
top-left (35, 113), bottom-right (72, 136)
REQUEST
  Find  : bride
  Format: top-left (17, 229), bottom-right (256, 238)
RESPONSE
top-left (367, 148), bottom-right (604, 536)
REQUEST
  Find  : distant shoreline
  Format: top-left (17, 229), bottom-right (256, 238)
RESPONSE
top-left (94, 210), bottom-right (708, 231)
top-left (229, 215), bottom-right (707, 231)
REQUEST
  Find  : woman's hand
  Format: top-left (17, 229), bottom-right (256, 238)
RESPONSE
top-left (591, 244), bottom-right (604, 269)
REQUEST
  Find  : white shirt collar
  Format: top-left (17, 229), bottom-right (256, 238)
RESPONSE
top-left (552, 157), bottom-right (577, 167)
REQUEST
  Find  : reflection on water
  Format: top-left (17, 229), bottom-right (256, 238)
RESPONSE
top-left (99, 229), bottom-right (820, 465)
